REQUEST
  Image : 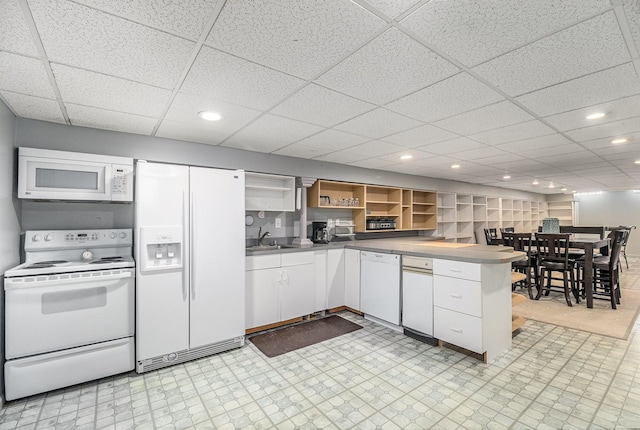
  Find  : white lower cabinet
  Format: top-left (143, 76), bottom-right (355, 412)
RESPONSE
top-left (245, 252), bottom-right (314, 330)
top-left (344, 249), bottom-right (361, 310)
top-left (433, 258), bottom-right (511, 362)
top-left (327, 248), bottom-right (345, 309)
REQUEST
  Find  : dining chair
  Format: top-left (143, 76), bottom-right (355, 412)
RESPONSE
top-left (618, 225), bottom-right (635, 269)
top-left (500, 227), bottom-right (515, 234)
top-left (535, 233), bottom-right (577, 307)
top-left (484, 228), bottom-right (498, 245)
top-left (501, 232), bottom-right (537, 299)
top-left (576, 229), bottom-right (626, 309)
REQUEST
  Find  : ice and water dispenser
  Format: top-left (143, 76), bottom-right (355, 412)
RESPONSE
top-left (139, 227), bottom-right (183, 272)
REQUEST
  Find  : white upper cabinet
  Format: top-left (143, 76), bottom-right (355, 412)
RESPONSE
top-left (245, 172), bottom-right (296, 212)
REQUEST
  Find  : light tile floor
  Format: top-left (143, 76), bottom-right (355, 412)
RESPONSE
top-left (2, 259), bottom-right (640, 430)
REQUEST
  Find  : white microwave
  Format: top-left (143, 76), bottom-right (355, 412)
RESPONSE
top-left (18, 147), bottom-right (134, 202)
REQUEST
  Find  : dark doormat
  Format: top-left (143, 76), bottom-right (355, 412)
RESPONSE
top-left (249, 315), bottom-right (362, 358)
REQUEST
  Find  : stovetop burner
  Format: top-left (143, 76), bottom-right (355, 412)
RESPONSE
top-left (36, 260), bottom-right (68, 265)
top-left (24, 263), bottom-right (55, 269)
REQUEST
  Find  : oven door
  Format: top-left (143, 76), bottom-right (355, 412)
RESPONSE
top-left (4, 268), bottom-right (134, 359)
top-left (18, 156), bottom-right (111, 201)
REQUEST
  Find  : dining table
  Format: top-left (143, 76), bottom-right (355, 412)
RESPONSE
top-left (492, 235), bottom-right (610, 309)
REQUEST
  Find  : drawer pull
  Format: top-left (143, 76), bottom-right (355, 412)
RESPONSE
top-left (449, 269), bottom-right (461, 272)
top-left (450, 328), bottom-right (463, 334)
top-left (449, 294), bottom-right (463, 299)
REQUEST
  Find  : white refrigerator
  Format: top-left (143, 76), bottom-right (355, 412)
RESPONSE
top-left (135, 161), bottom-right (245, 373)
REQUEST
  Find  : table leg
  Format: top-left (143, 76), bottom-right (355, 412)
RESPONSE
top-left (584, 244), bottom-right (594, 308)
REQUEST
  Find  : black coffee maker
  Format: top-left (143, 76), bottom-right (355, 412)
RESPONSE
top-left (311, 221), bottom-right (329, 244)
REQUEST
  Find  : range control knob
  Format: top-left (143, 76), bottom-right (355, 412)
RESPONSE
top-left (32, 234), bottom-right (41, 242)
top-left (44, 234), bottom-right (53, 241)
top-left (109, 232), bottom-right (117, 239)
top-left (119, 232), bottom-right (126, 239)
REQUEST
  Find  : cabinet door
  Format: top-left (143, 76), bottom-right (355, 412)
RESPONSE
top-left (327, 249), bottom-right (345, 309)
top-left (245, 267), bottom-right (281, 329)
top-left (280, 263), bottom-right (315, 321)
top-left (344, 249), bottom-right (361, 310)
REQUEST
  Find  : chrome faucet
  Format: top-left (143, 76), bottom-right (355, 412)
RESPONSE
top-left (258, 227), bottom-right (271, 246)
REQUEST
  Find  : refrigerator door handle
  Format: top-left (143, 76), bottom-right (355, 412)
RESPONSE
top-left (182, 191), bottom-right (188, 302)
top-left (191, 191), bottom-right (196, 301)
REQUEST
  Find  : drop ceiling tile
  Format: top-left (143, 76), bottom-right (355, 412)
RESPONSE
top-left (580, 132), bottom-right (640, 150)
top-left (334, 108), bottom-right (423, 139)
top-left (163, 92), bottom-right (261, 135)
top-left (206, 0), bottom-right (385, 79)
top-left (453, 147), bottom-right (518, 162)
top-left (316, 28), bottom-right (459, 105)
top-left (516, 63), bottom-right (640, 118)
top-left (0, 52), bottom-right (55, 98)
top-left (365, 0), bottom-right (422, 19)
top-left (72, 0), bottom-right (219, 41)
top-left (28, 0), bottom-right (195, 89)
top-left (472, 12), bottom-right (630, 96)
top-left (51, 64), bottom-right (172, 117)
top-left (535, 150), bottom-right (600, 165)
top-left (293, 129), bottom-right (370, 151)
top-left (271, 84), bottom-right (376, 127)
top-left (181, 46), bottom-right (304, 110)
top-left (382, 125), bottom-right (458, 148)
top-left (347, 158), bottom-right (398, 169)
top-left (156, 119), bottom-right (232, 146)
top-left (418, 137), bottom-right (487, 155)
top-left (518, 143), bottom-right (586, 159)
top-left (401, 0), bottom-right (611, 67)
top-left (469, 120), bottom-right (556, 146)
top-left (66, 103), bottom-right (157, 135)
top-left (1, 91), bottom-right (65, 123)
top-left (336, 140), bottom-right (409, 158)
top-left (544, 94), bottom-right (640, 132)
top-left (1, 0), bottom-right (38, 55)
top-left (375, 148), bottom-right (436, 163)
top-left (273, 143), bottom-right (331, 159)
top-left (222, 114), bottom-right (324, 153)
top-left (566, 116), bottom-right (640, 142)
top-left (589, 140), bottom-right (640, 156)
top-left (386, 72), bottom-right (504, 123)
top-left (495, 133), bottom-right (574, 153)
top-left (433, 101), bottom-right (533, 135)
top-left (313, 151), bottom-right (369, 164)
top-left (624, 0), bottom-right (640, 50)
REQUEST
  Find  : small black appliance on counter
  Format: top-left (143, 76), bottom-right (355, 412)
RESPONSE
top-left (311, 221), bottom-right (329, 243)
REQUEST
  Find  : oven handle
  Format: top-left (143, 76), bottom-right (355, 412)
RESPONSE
top-left (4, 271), bottom-right (133, 290)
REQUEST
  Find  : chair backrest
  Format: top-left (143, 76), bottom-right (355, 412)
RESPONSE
top-left (500, 227), bottom-right (515, 235)
top-left (501, 232), bottom-right (531, 252)
top-left (535, 233), bottom-right (570, 267)
top-left (484, 228), bottom-right (498, 243)
top-left (609, 229), bottom-right (628, 271)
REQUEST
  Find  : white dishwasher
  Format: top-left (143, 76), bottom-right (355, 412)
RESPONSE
top-left (360, 251), bottom-right (401, 326)
top-left (402, 255), bottom-right (437, 345)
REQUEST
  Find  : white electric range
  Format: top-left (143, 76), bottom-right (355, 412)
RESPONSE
top-left (4, 229), bottom-right (135, 401)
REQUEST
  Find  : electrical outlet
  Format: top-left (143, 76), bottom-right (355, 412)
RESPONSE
top-left (275, 217), bottom-right (281, 228)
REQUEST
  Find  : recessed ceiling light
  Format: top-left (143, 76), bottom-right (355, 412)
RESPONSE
top-left (503, 175), bottom-right (511, 179)
top-left (586, 112), bottom-right (605, 120)
top-left (451, 164), bottom-right (460, 169)
top-left (635, 160), bottom-right (640, 165)
top-left (532, 180), bottom-right (539, 185)
top-left (612, 138), bottom-right (628, 144)
top-left (572, 190), bottom-right (577, 193)
top-left (198, 111), bottom-right (223, 121)
top-left (548, 183), bottom-right (555, 189)
top-left (399, 154), bottom-right (413, 160)
top-left (561, 187), bottom-right (567, 191)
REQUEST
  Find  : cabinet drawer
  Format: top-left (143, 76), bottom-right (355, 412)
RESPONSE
top-left (433, 275), bottom-right (481, 317)
top-left (281, 251), bottom-right (314, 267)
top-left (434, 307), bottom-right (482, 354)
top-left (434, 259), bottom-right (481, 281)
top-left (246, 254), bottom-right (281, 271)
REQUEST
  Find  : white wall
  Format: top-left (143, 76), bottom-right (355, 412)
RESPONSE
top-left (576, 191), bottom-right (640, 256)
top-left (0, 100), bottom-right (21, 405)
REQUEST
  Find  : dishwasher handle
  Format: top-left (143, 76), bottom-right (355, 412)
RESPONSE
top-left (402, 267), bottom-right (433, 275)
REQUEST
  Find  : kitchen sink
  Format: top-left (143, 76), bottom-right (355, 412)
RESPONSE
top-left (246, 244), bottom-right (297, 251)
